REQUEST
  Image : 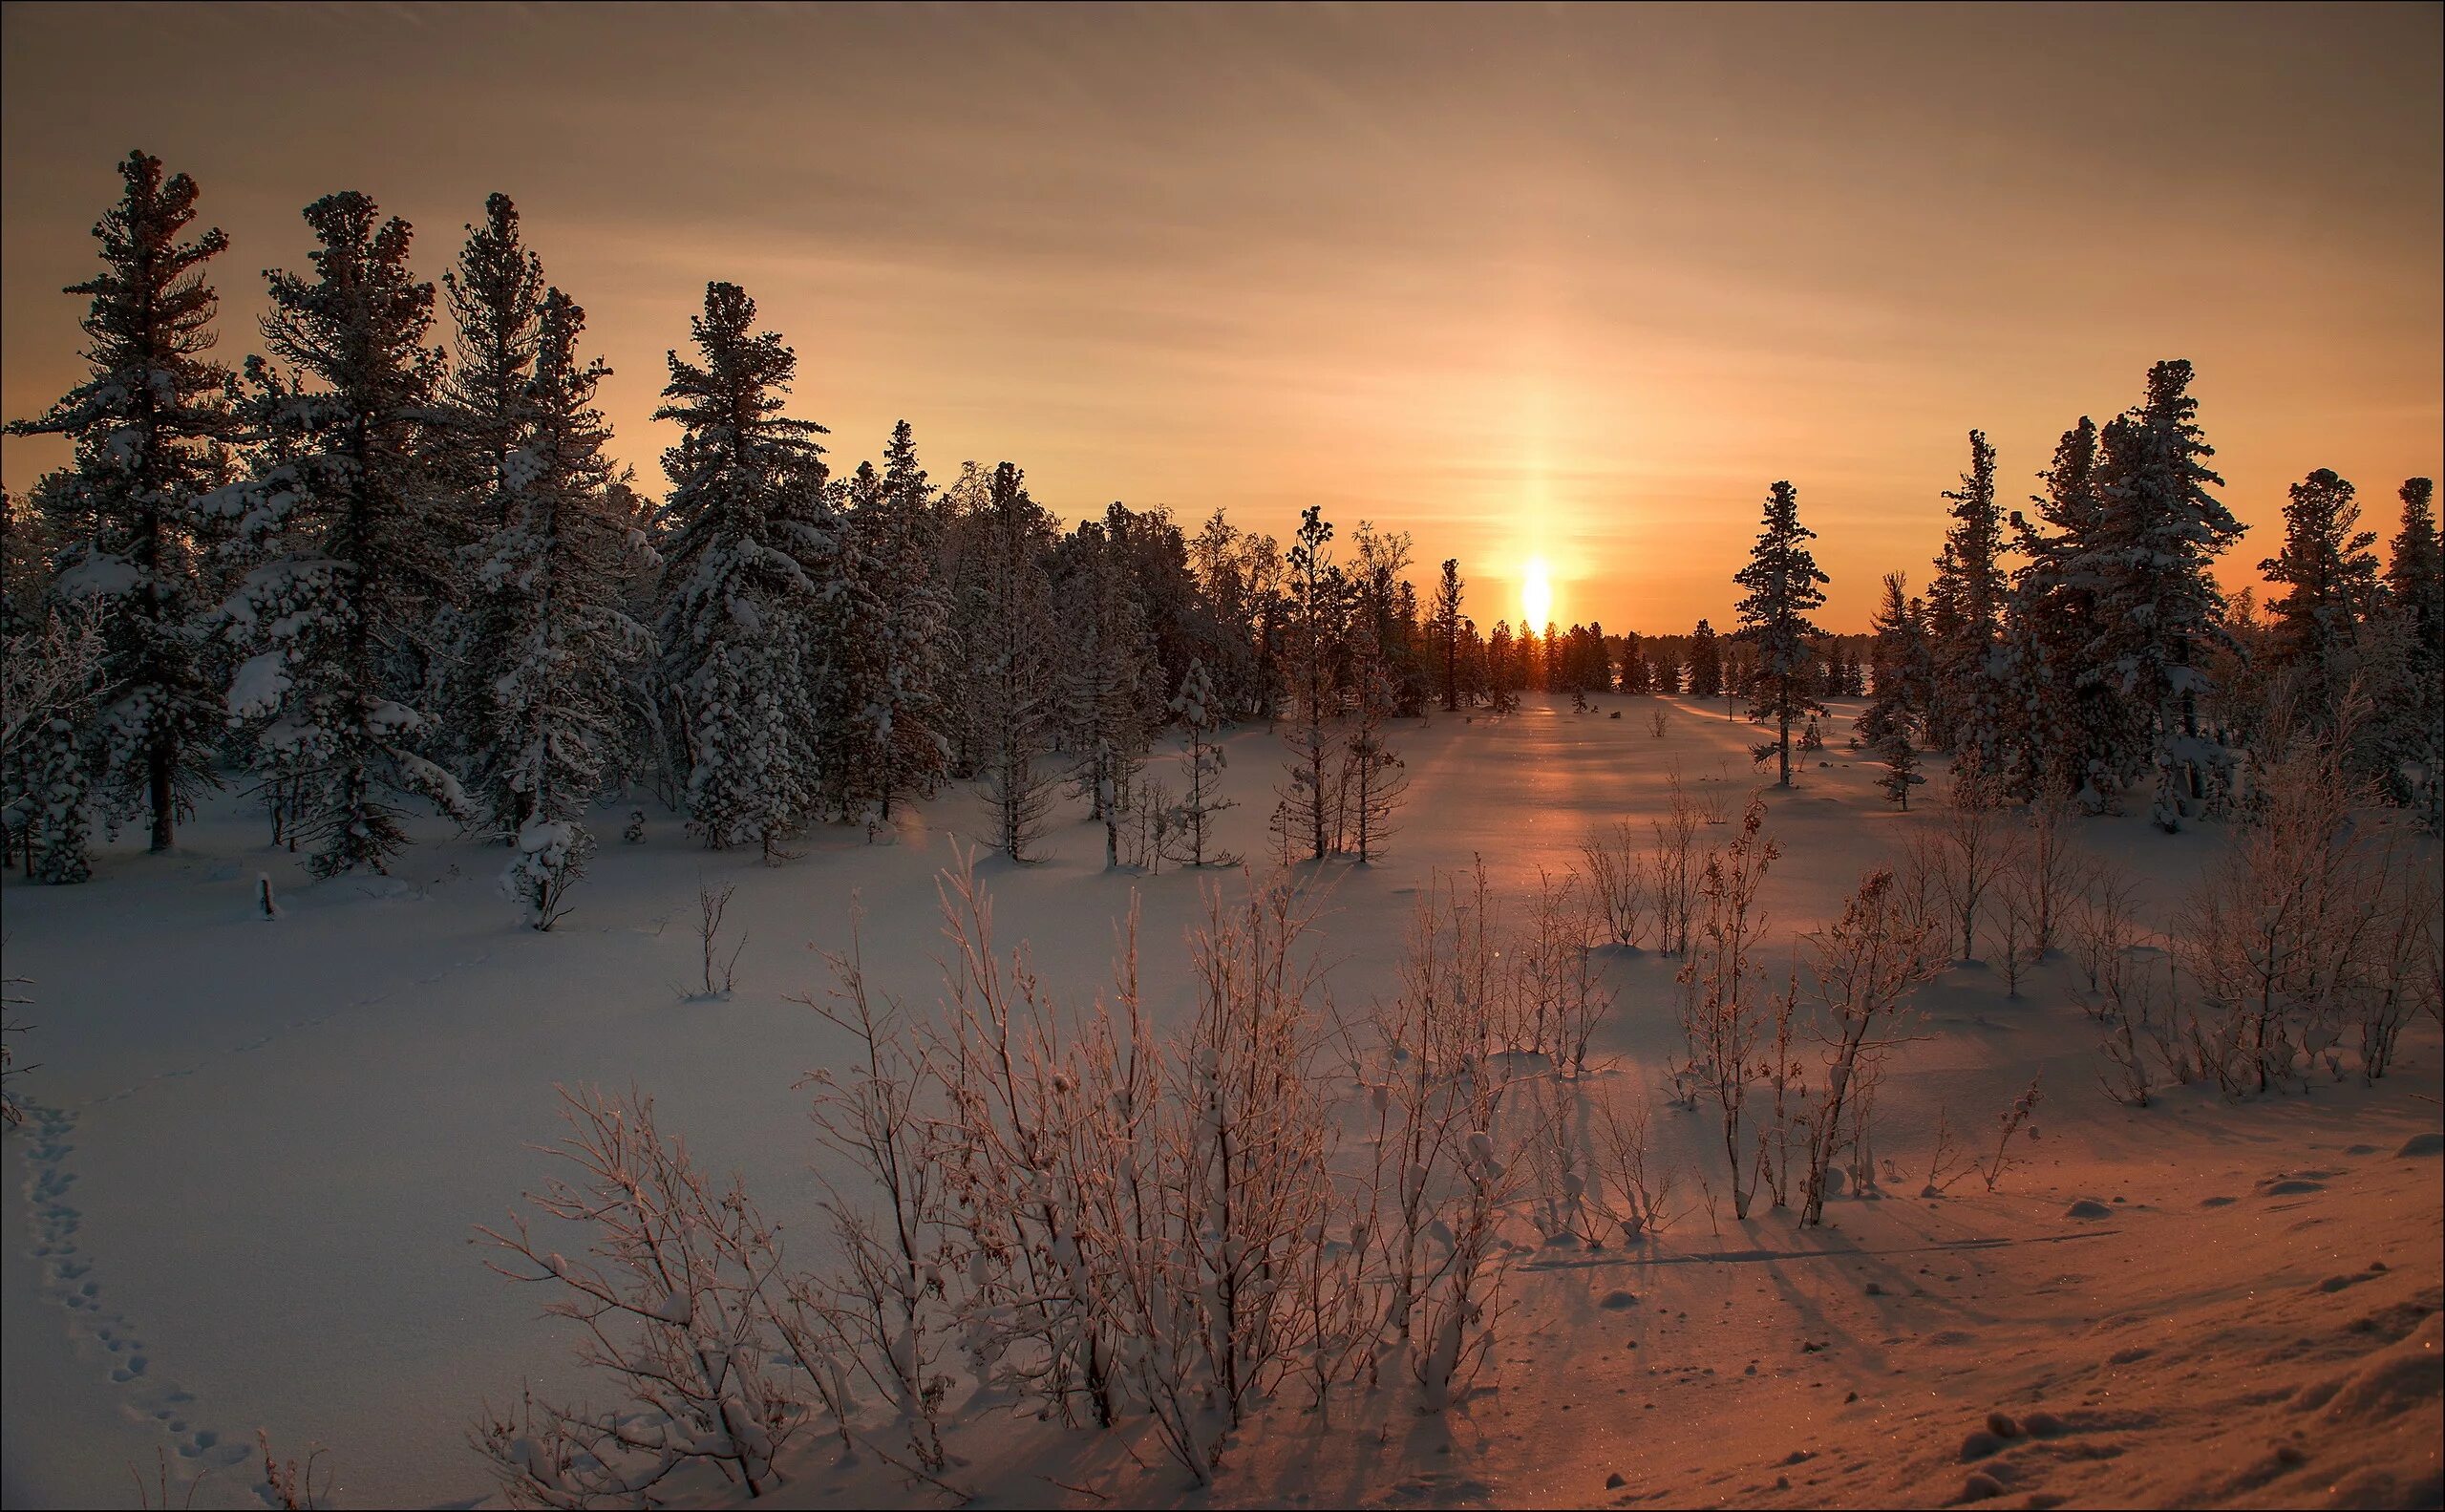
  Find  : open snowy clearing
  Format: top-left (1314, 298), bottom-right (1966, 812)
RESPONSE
top-left (5, 693), bottom-right (2439, 1509)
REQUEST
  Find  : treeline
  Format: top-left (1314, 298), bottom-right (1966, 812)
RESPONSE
top-left (4, 154), bottom-right (2440, 910)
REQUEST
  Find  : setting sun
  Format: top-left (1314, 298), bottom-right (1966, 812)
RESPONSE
top-left (1521, 558), bottom-right (1553, 630)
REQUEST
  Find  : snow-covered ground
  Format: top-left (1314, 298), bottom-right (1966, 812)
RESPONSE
top-left (4, 695), bottom-right (2439, 1509)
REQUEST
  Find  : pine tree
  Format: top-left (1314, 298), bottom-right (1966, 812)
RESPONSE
top-left (2005, 416), bottom-right (2128, 807)
top-left (2382, 478), bottom-right (2443, 829)
top-left (1928, 430), bottom-right (2009, 779)
top-left (964, 462), bottom-right (1059, 861)
top-left (847, 421), bottom-right (949, 822)
top-left (2079, 361), bottom-right (2245, 831)
top-left (1733, 481), bottom-right (1829, 787)
top-left (1058, 516), bottom-right (1159, 868)
top-left (438, 193), bottom-right (548, 801)
top-left (1430, 558), bottom-right (1465, 712)
top-left (7, 152), bottom-right (232, 856)
top-left (1166, 657), bottom-right (1238, 866)
top-left (1874, 728), bottom-right (1924, 810)
top-left (214, 192), bottom-right (465, 877)
top-left (1341, 615), bottom-right (1410, 862)
top-left (479, 290), bottom-right (650, 921)
top-left (2261, 468), bottom-right (2382, 728)
top-left (1275, 504), bottom-right (1344, 860)
top-left (1687, 618), bottom-right (1723, 698)
top-left (652, 282), bottom-right (832, 862)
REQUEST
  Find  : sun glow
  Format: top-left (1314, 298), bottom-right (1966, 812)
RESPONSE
top-left (1521, 558), bottom-right (1553, 631)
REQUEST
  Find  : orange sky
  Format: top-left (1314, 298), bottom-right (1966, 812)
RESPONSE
top-left (4, 3), bottom-right (2438, 632)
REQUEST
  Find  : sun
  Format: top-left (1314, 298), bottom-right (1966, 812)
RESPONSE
top-left (1521, 558), bottom-right (1553, 630)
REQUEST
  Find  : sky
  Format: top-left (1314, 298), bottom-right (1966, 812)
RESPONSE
top-left (3, 2), bottom-right (2438, 633)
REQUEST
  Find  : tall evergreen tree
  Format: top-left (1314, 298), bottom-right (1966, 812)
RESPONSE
top-left (2079, 360), bottom-right (2245, 831)
top-left (478, 289), bottom-right (650, 917)
top-left (1166, 656), bottom-right (1237, 867)
top-left (2261, 468), bottom-right (2382, 727)
top-left (652, 282), bottom-right (832, 862)
top-left (216, 192), bottom-right (464, 876)
top-left (1733, 480), bottom-right (1830, 787)
top-left (965, 463), bottom-right (1059, 861)
top-left (1057, 516), bottom-right (1159, 868)
top-left (1687, 618), bottom-right (1723, 698)
top-left (1275, 504), bottom-right (1344, 861)
top-left (1928, 431), bottom-right (2008, 778)
top-left (1431, 558), bottom-right (1465, 712)
top-left (437, 194), bottom-right (548, 794)
top-left (1857, 572), bottom-right (1924, 749)
top-left (7, 151), bottom-right (232, 857)
top-left (854, 421), bottom-right (948, 821)
top-left (2382, 478), bottom-right (2443, 830)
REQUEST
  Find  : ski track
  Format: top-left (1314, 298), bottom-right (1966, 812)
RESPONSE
top-left (14, 948), bottom-right (492, 1493)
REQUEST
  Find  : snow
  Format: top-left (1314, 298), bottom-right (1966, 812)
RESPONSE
top-left (4, 692), bottom-right (2439, 1509)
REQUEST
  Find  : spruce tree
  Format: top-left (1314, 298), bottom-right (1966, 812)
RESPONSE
top-left (2079, 361), bottom-right (2245, 830)
top-left (479, 290), bottom-right (650, 920)
top-left (7, 152), bottom-right (232, 856)
top-left (964, 462), bottom-right (1059, 861)
top-left (848, 421), bottom-right (949, 822)
top-left (2261, 468), bottom-right (2382, 727)
top-left (1687, 619), bottom-right (1723, 698)
top-left (1276, 504), bottom-right (1344, 860)
top-left (1733, 481), bottom-right (1829, 787)
top-left (1166, 657), bottom-right (1238, 866)
top-left (2383, 478), bottom-right (2443, 829)
top-left (1058, 516), bottom-right (1159, 868)
top-left (652, 282), bottom-right (832, 862)
top-left (1431, 558), bottom-right (1465, 712)
top-left (1928, 430), bottom-right (2009, 778)
top-left (1341, 615), bottom-right (1410, 862)
top-left (216, 192), bottom-right (464, 877)
top-left (438, 194), bottom-right (548, 799)
top-left (1874, 728), bottom-right (1924, 810)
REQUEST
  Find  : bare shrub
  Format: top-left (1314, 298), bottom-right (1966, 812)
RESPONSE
top-left (691, 879), bottom-right (744, 998)
top-left (1798, 868), bottom-right (1945, 1225)
top-left (1590, 1088), bottom-right (1677, 1241)
top-left (1678, 796), bottom-right (1778, 1219)
top-left (2176, 732), bottom-right (2394, 1094)
top-left (1648, 708), bottom-right (1669, 738)
top-left (473, 1086), bottom-right (801, 1505)
top-left (1579, 820), bottom-right (1648, 948)
top-left (1647, 774), bottom-right (1704, 957)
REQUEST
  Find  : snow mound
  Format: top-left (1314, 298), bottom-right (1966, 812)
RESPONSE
top-left (2393, 1132), bottom-right (2443, 1159)
top-left (2064, 1199), bottom-right (2113, 1220)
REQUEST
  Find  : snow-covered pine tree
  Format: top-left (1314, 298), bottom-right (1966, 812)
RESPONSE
top-left (1431, 558), bottom-right (1465, 711)
top-left (2079, 361), bottom-right (2246, 831)
top-left (2260, 468), bottom-right (2382, 732)
top-left (1687, 618), bottom-right (1723, 698)
top-left (6, 152), bottom-right (233, 856)
top-left (652, 281), bottom-right (832, 862)
top-left (480, 290), bottom-right (652, 925)
top-left (811, 460), bottom-right (898, 828)
top-left (436, 193), bottom-right (548, 814)
top-left (1057, 516), bottom-right (1159, 868)
top-left (1733, 481), bottom-right (1830, 787)
top-left (1927, 431), bottom-right (2009, 780)
top-left (2004, 416), bottom-right (2128, 807)
top-left (1275, 504), bottom-right (1345, 861)
top-left (963, 462), bottom-right (1060, 861)
top-left (214, 192), bottom-right (466, 877)
top-left (845, 421), bottom-right (949, 822)
top-left (2381, 478), bottom-right (2442, 829)
top-left (1875, 728), bottom-right (1924, 810)
top-left (1485, 621), bottom-right (1519, 713)
top-left (1167, 656), bottom-right (1238, 866)
top-left (1341, 614), bottom-right (1410, 862)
